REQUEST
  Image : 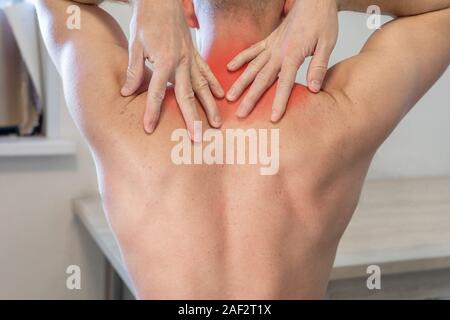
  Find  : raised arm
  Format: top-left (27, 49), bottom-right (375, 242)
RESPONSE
top-left (338, 0), bottom-right (450, 16)
top-left (34, 0), bottom-right (132, 141)
top-left (34, 0), bottom-right (128, 71)
top-left (324, 4), bottom-right (450, 157)
top-left (227, 0), bottom-right (450, 124)
top-left (67, 0), bottom-right (224, 138)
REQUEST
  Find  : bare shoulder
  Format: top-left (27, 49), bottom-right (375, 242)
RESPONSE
top-left (316, 9), bottom-right (450, 159)
top-left (279, 83), bottom-right (365, 170)
top-left (286, 84), bottom-right (356, 146)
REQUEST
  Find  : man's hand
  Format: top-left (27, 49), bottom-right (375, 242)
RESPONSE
top-left (226, 0), bottom-right (339, 122)
top-left (121, 0), bottom-right (224, 138)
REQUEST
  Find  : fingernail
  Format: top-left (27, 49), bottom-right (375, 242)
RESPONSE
top-left (235, 108), bottom-right (246, 118)
top-left (271, 110), bottom-right (279, 122)
top-left (189, 129), bottom-right (202, 142)
top-left (214, 115), bottom-right (222, 127)
top-left (227, 88), bottom-right (236, 101)
top-left (227, 62), bottom-right (236, 70)
top-left (310, 80), bottom-right (321, 92)
top-left (217, 87), bottom-right (225, 98)
top-left (146, 122), bottom-right (155, 134)
top-left (121, 86), bottom-right (130, 96)
top-left (186, 122), bottom-right (200, 142)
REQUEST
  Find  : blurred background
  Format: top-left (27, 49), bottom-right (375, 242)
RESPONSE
top-left (0, 1), bottom-right (449, 299)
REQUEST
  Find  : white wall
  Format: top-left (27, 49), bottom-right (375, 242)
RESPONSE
top-left (0, 91), bottom-right (105, 299)
top-left (0, 17), bottom-right (103, 302)
top-left (0, 4), bottom-right (447, 299)
top-left (298, 12), bottom-right (450, 179)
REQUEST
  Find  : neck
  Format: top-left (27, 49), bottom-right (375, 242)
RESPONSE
top-left (197, 20), bottom-right (276, 92)
top-left (201, 39), bottom-right (251, 92)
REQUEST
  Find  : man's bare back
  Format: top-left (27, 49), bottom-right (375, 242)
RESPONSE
top-left (95, 79), bottom-right (367, 299)
top-left (35, 0), bottom-right (449, 299)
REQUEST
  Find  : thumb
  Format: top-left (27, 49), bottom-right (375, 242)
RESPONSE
top-left (121, 42), bottom-right (145, 96)
top-left (307, 41), bottom-right (333, 93)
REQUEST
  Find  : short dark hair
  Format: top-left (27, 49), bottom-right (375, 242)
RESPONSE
top-left (196, 0), bottom-right (277, 17)
top-left (208, 0), bottom-right (273, 12)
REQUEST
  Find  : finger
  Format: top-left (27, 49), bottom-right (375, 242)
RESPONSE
top-left (226, 52), bottom-right (270, 102)
top-left (196, 56), bottom-right (225, 99)
top-left (175, 61), bottom-right (201, 141)
top-left (144, 66), bottom-right (171, 134)
top-left (271, 57), bottom-right (302, 122)
top-left (191, 64), bottom-right (222, 128)
top-left (307, 41), bottom-right (333, 93)
top-left (121, 41), bottom-right (145, 96)
top-left (236, 61), bottom-right (279, 118)
top-left (227, 40), bottom-right (266, 71)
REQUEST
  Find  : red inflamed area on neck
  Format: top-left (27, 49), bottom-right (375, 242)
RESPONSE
top-left (203, 40), bottom-right (309, 123)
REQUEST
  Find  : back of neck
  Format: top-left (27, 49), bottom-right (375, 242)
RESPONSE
top-left (197, 22), bottom-right (274, 92)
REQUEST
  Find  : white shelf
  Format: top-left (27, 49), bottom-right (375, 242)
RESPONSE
top-left (0, 136), bottom-right (76, 157)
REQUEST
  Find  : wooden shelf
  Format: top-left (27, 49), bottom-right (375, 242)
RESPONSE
top-left (74, 177), bottom-right (450, 299)
top-left (332, 177), bottom-right (450, 280)
top-left (0, 136), bottom-right (76, 157)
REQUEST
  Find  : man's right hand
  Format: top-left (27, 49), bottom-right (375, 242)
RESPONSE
top-left (121, 0), bottom-right (225, 139)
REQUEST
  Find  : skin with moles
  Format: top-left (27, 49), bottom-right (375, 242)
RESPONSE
top-left (35, 0), bottom-right (450, 299)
